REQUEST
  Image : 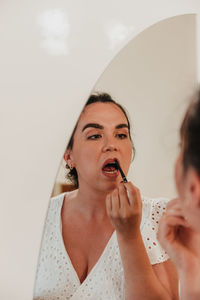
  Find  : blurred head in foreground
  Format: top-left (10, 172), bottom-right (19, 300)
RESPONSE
top-left (175, 90), bottom-right (200, 231)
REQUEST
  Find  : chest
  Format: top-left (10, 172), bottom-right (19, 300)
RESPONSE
top-left (61, 217), bottom-right (114, 283)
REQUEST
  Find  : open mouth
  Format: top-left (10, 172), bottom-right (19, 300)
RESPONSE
top-left (102, 162), bottom-right (118, 173)
top-left (102, 159), bottom-right (119, 175)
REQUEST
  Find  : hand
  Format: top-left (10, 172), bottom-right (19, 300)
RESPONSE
top-left (158, 198), bottom-right (200, 272)
top-left (106, 182), bottom-right (142, 240)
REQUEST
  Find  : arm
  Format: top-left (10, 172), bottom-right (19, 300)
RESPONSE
top-left (158, 198), bottom-right (200, 300)
top-left (106, 182), bottom-right (179, 300)
top-left (152, 260), bottom-right (179, 299)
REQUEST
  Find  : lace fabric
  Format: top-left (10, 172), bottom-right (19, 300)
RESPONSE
top-left (33, 193), bottom-right (169, 300)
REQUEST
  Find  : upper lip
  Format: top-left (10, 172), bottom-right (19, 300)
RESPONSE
top-left (102, 158), bottom-right (119, 169)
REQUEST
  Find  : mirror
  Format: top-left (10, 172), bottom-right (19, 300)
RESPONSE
top-left (34, 14), bottom-right (197, 299)
top-left (53, 14), bottom-right (197, 199)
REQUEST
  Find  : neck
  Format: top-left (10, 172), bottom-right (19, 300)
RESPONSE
top-left (74, 183), bottom-right (111, 220)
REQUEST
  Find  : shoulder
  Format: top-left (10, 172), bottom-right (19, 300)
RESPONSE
top-left (140, 196), bottom-right (169, 265)
top-left (141, 195), bottom-right (169, 208)
top-left (48, 189), bottom-right (78, 217)
top-left (42, 193), bottom-right (66, 229)
top-left (141, 195), bottom-right (169, 233)
top-left (141, 196), bottom-right (168, 221)
top-left (50, 192), bottom-right (66, 206)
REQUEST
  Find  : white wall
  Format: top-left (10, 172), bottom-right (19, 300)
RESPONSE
top-left (1, 1), bottom-right (200, 299)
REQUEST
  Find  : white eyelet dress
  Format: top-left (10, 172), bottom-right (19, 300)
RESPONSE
top-left (33, 192), bottom-right (169, 300)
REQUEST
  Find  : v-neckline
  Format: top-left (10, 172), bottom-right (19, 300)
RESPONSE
top-left (58, 192), bottom-right (116, 287)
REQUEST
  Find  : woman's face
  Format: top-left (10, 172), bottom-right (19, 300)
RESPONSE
top-left (67, 102), bottom-right (133, 193)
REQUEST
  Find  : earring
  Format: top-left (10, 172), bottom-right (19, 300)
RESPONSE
top-left (65, 163), bottom-right (73, 170)
top-left (68, 161), bottom-right (74, 170)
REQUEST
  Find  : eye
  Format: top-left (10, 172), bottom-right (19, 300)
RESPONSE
top-left (116, 133), bottom-right (128, 139)
top-left (87, 134), bottom-right (102, 140)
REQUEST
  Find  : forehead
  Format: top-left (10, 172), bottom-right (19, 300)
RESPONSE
top-left (77, 102), bottom-right (128, 128)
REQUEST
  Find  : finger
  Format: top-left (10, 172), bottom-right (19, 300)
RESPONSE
top-left (124, 182), bottom-right (141, 208)
top-left (111, 189), bottom-right (120, 215)
top-left (166, 198), bottom-right (180, 210)
top-left (165, 198), bottom-right (185, 218)
top-left (158, 214), bottom-right (191, 259)
top-left (165, 201), bottom-right (187, 220)
top-left (158, 214), bottom-right (190, 240)
top-left (118, 183), bottom-right (130, 208)
top-left (157, 219), bottom-right (177, 252)
top-left (165, 207), bottom-right (185, 219)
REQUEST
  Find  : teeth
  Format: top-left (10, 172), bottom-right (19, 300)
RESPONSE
top-left (103, 169), bottom-right (117, 174)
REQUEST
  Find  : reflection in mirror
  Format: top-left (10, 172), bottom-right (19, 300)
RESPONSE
top-left (33, 14), bottom-right (197, 300)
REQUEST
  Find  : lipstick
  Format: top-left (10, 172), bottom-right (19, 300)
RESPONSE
top-left (114, 159), bottom-right (128, 183)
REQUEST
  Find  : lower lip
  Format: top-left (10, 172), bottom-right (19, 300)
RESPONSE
top-left (102, 169), bottom-right (119, 178)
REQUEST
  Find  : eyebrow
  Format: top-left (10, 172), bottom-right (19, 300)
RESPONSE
top-left (82, 123), bottom-right (129, 132)
top-left (116, 124), bottom-right (129, 130)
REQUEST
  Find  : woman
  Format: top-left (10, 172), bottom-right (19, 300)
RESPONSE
top-left (158, 92), bottom-right (200, 300)
top-left (34, 93), bottom-right (178, 299)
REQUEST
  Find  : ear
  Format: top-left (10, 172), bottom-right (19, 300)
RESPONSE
top-left (187, 168), bottom-right (200, 209)
top-left (64, 149), bottom-right (75, 169)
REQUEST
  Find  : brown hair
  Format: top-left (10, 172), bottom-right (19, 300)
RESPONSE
top-left (180, 90), bottom-right (200, 175)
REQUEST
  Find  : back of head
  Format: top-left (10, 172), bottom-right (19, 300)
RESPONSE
top-left (181, 90), bottom-right (200, 175)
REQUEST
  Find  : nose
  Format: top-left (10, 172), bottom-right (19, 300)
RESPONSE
top-left (102, 137), bottom-right (118, 152)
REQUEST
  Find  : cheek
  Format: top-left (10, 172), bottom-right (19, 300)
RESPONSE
top-left (73, 142), bottom-right (100, 167)
top-left (124, 141), bottom-right (133, 159)
top-left (122, 142), bottom-right (133, 170)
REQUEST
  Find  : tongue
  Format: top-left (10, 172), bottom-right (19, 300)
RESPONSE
top-left (103, 166), bottom-right (116, 172)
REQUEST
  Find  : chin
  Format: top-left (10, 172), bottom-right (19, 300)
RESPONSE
top-left (94, 181), bottom-right (117, 193)
top-left (104, 180), bottom-right (120, 192)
